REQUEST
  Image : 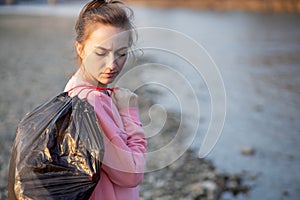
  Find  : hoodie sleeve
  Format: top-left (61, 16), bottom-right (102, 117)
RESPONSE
top-left (91, 92), bottom-right (147, 187)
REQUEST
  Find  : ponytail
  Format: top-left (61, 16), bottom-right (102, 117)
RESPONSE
top-left (75, 0), bottom-right (134, 44)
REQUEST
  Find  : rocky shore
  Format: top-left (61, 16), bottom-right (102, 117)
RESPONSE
top-left (141, 150), bottom-right (250, 200)
top-left (135, 88), bottom-right (251, 200)
top-left (0, 88), bottom-right (252, 200)
top-left (0, 13), bottom-right (254, 200)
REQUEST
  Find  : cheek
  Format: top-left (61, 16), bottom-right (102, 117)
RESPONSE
top-left (117, 56), bottom-right (127, 69)
top-left (84, 55), bottom-right (106, 73)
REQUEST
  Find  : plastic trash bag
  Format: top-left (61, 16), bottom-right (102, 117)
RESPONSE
top-left (8, 92), bottom-right (104, 200)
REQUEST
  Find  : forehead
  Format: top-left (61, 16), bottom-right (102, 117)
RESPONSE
top-left (87, 25), bottom-right (130, 48)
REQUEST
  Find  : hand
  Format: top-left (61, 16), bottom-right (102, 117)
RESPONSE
top-left (111, 87), bottom-right (138, 110)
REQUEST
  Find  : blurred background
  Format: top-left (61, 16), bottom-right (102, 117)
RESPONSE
top-left (1, 0), bottom-right (300, 12)
top-left (0, 0), bottom-right (299, 200)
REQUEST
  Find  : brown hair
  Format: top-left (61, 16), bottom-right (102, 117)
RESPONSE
top-left (75, 0), bottom-right (135, 65)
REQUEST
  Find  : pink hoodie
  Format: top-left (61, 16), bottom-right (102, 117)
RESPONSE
top-left (64, 74), bottom-right (147, 200)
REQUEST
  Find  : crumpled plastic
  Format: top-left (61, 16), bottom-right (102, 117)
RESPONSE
top-left (8, 92), bottom-right (104, 200)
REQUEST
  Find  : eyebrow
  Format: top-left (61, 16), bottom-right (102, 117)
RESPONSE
top-left (95, 46), bottom-right (128, 51)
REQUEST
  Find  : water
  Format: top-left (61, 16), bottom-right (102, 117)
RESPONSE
top-left (1, 4), bottom-right (300, 200)
top-left (132, 7), bottom-right (300, 200)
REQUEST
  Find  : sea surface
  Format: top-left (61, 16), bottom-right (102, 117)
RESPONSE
top-left (132, 7), bottom-right (300, 200)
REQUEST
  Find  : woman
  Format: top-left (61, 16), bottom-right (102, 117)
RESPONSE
top-left (64, 0), bottom-right (147, 199)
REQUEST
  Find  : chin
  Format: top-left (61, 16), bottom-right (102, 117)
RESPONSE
top-left (99, 79), bottom-right (114, 86)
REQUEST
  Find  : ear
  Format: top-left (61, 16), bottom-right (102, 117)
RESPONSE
top-left (75, 41), bottom-right (84, 59)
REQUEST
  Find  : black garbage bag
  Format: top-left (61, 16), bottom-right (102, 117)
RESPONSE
top-left (8, 92), bottom-right (104, 200)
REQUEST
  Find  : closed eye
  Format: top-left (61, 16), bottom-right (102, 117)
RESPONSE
top-left (116, 49), bottom-right (128, 57)
top-left (117, 53), bottom-right (127, 57)
top-left (95, 52), bottom-right (107, 57)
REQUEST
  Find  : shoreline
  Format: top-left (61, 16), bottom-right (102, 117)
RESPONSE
top-left (0, 13), bottom-right (252, 200)
top-left (0, 1), bottom-right (300, 15)
top-left (1, 5), bottom-right (299, 200)
top-left (0, 4), bottom-right (82, 17)
top-left (124, 0), bottom-right (300, 13)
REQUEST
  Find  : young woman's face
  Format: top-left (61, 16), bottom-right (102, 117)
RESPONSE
top-left (76, 25), bottom-right (130, 86)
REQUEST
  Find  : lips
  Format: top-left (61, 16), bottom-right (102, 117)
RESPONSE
top-left (106, 72), bottom-right (117, 75)
top-left (102, 72), bottom-right (117, 78)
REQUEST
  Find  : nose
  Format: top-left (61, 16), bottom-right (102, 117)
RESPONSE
top-left (106, 54), bottom-right (118, 72)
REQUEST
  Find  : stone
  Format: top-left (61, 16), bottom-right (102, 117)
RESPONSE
top-left (240, 147), bottom-right (255, 156)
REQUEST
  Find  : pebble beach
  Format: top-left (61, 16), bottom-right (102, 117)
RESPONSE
top-left (1, 3), bottom-right (300, 200)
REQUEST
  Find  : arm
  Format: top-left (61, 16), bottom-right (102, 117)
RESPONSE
top-left (93, 91), bottom-right (147, 187)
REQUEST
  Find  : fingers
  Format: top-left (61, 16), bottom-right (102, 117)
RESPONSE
top-left (111, 87), bottom-right (138, 109)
